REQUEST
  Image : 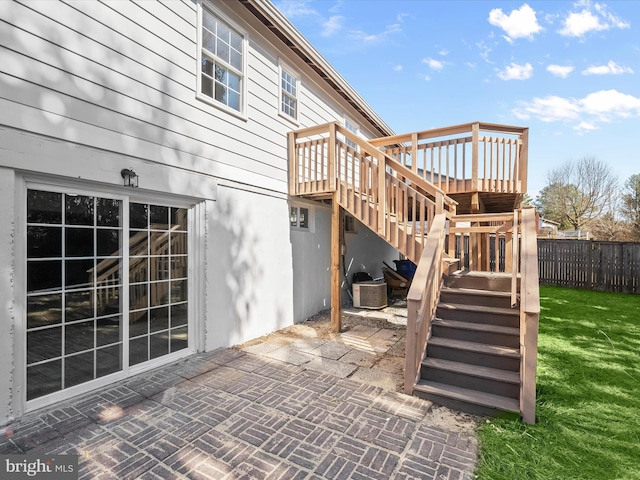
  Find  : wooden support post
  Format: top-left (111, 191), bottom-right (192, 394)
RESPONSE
top-left (377, 152), bottom-right (386, 237)
top-left (331, 194), bottom-right (342, 332)
top-left (471, 123), bottom-right (479, 191)
top-left (519, 128), bottom-right (529, 193)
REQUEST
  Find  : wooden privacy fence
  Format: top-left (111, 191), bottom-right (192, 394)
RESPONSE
top-left (538, 239), bottom-right (640, 294)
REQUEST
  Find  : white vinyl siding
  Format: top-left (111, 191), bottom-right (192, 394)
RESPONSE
top-left (0, 1), bottom-right (381, 197)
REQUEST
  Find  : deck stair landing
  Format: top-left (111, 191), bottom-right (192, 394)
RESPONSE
top-left (414, 270), bottom-right (522, 417)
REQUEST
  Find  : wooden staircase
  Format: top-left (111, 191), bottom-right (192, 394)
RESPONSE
top-left (289, 121), bottom-right (540, 423)
top-left (414, 271), bottom-right (521, 417)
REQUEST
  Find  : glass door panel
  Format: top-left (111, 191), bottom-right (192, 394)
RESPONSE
top-left (128, 203), bottom-right (188, 366)
top-left (26, 190), bottom-right (123, 401)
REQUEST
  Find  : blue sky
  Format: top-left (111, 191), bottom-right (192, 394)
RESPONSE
top-left (274, 0), bottom-right (640, 196)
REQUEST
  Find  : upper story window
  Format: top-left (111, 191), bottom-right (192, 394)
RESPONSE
top-left (199, 6), bottom-right (245, 114)
top-left (279, 62), bottom-right (299, 122)
top-left (344, 116), bottom-right (359, 149)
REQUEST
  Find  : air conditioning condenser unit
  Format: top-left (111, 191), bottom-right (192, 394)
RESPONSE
top-left (352, 281), bottom-right (387, 309)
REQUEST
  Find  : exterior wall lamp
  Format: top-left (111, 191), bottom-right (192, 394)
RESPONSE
top-left (120, 168), bottom-right (139, 188)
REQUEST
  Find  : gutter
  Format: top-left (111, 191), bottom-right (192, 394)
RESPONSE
top-left (239, 0), bottom-right (396, 138)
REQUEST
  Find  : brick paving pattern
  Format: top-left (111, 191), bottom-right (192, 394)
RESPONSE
top-left (4, 311), bottom-right (479, 480)
top-left (1, 346), bottom-right (477, 479)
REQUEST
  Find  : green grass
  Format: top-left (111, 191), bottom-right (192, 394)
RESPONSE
top-left (476, 286), bottom-right (640, 480)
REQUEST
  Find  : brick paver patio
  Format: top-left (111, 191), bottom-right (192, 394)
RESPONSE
top-left (0, 320), bottom-right (477, 479)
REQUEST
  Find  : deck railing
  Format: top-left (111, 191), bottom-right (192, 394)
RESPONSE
top-left (369, 122), bottom-right (529, 195)
top-left (290, 122), bottom-right (538, 422)
top-left (403, 208), bottom-right (539, 423)
top-left (289, 122), bottom-right (456, 263)
top-left (404, 213), bottom-right (447, 393)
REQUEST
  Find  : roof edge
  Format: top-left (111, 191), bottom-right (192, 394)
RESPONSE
top-left (239, 0), bottom-right (395, 138)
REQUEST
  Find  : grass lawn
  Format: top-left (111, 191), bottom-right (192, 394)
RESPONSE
top-left (476, 286), bottom-right (640, 480)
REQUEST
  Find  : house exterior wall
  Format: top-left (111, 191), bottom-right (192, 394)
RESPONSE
top-left (0, 0), bottom-right (397, 424)
top-left (344, 218), bottom-right (400, 287)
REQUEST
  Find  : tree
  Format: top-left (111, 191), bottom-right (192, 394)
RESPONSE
top-left (535, 157), bottom-right (618, 230)
top-left (620, 173), bottom-right (640, 241)
top-left (520, 192), bottom-right (533, 206)
top-left (587, 213), bottom-right (631, 241)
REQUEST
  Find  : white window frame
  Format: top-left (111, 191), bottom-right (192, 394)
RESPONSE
top-left (14, 177), bottom-right (198, 415)
top-left (196, 2), bottom-right (248, 120)
top-left (344, 115), bottom-right (360, 150)
top-left (279, 60), bottom-right (300, 124)
top-left (290, 203), bottom-right (314, 232)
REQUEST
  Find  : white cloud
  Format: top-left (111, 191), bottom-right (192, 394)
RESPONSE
top-left (488, 3), bottom-right (543, 42)
top-left (547, 64), bottom-right (574, 78)
top-left (513, 95), bottom-right (581, 122)
top-left (497, 62), bottom-right (533, 80)
top-left (512, 89), bottom-right (640, 134)
top-left (580, 89), bottom-right (640, 120)
top-left (393, 64), bottom-right (403, 72)
top-left (476, 41), bottom-right (493, 64)
top-left (559, 1), bottom-right (630, 37)
top-left (321, 15), bottom-right (344, 37)
top-left (438, 48), bottom-right (449, 56)
top-left (573, 121), bottom-right (598, 134)
top-left (275, 0), bottom-right (317, 18)
top-left (423, 57), bottom-right (445, 71)
top-left (581, 60), bottom-right (634, 75)
top-left (349, 22), bottom-right (402, 43)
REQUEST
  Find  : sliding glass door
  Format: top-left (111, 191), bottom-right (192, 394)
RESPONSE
top-left (25, 188), bottom-right (190, 403)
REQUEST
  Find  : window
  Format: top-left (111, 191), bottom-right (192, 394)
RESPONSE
top-left (199, 6), bottom-right (245, 113)
top-left (290, 206), bottom-right (309, 229)
top-left (344, 215), bottom-right (357, 234)
top-left (279, 62), bottom-right (299, 121)
top-left (344, 116), bottom-right (359, 149)
top-left (25, 188), bottom-right (190, 404)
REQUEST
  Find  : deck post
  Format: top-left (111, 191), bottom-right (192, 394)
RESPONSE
top-left (331, 193), bottom-right (342, 332)
top-left (329, 122), bottom-right (337, 191)
top-left (519, 128), bottom-right (529, 193)
top-left (377, 151), bottom-right (386, 237)
top-left (471, 123), bottom-right (479, 191)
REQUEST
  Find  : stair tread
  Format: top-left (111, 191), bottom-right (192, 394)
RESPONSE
top-left (432, 318), bottom-right (519, 335)
top-left (450, 270), bottom-right (516, 279)
top-left (421, 357), bottom-right (520, 383)
top-left (438, 302), bottom-right (519, 316)
top-left (415, 380), bottom-right (520, 413)
top-left (442, 286), bottom-right (514, 298)
top-left (428, 337), bottom-right (520, 358)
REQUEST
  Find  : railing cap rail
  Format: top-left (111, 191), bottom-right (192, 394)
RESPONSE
top-left (369, 121), bottom-right (528, 147)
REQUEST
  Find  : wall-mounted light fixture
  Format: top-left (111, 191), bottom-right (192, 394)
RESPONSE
top-left (120, 168), bottom-right (139, 188)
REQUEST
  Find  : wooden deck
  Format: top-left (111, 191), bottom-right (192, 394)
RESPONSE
top-left (288, 121), bottom-right (539, 424)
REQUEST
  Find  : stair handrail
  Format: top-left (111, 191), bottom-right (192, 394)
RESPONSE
top-left (519, 206), bottom-right (540, 424)
top-left (404, 213), bottom-right (447, 394)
